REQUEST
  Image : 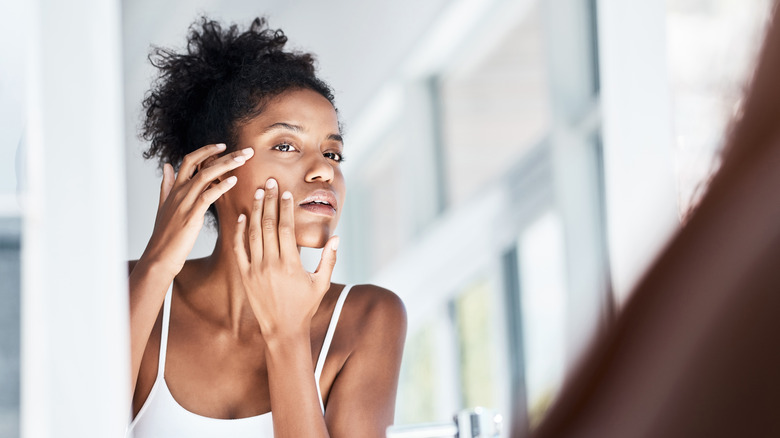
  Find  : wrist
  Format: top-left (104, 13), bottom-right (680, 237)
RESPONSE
top-left (137, 247), bottom-right (182, 279)
top-left (263, 328), bottom-right (311, 351)
top-left (131, 255), bottom-right (178, 285)
top-left (264, 331), bottom-right (312, 371)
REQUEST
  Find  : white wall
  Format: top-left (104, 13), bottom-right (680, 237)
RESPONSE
top-left (20, 0), bottom-right (129, 436)
top-left (597, 0), bottom-right (679, 303)
top-left (0, 1), bottom-right (26, 217)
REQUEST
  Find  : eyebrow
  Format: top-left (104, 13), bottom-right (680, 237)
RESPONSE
top-left (263, 122), bottom-right (343, 144)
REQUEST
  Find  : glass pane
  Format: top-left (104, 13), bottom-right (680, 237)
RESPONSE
top-left (396, 318), bottom-right (438, 424)
top-left (396, 305), bottom-right (459, 424)
top-left (518, 211), bottom-right (567, 426)
top-left (439, 2), bottom-right (552, 206)
top-left (454, 276), bottom-right (506, 412)
top-left (0, 218), bottom-right (21, 437)
top-left (355, 130), bottom-right (408, 275)
top-left (667, 0), bottom-right (774, 215)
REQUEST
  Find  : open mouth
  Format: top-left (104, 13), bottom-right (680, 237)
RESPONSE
top-left (298, 192), bottom-right (337, 216)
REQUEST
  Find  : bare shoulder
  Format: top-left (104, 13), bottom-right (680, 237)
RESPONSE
top-left (343, 284), bottom-right (407, 344)
top-left (346, 284), bottom-right (406, 319)
top-left (128, 259), bottom-right (139, 275)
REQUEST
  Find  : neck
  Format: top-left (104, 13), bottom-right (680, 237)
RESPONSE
top-left (190, 222), bottom-right (256, 338)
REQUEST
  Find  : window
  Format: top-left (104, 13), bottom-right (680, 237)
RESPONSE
top-left (0, 218), bottom-right (20, 437)
top-left (347, 0), bottom-right (606, 432)
top-left (438, 3), bottom-right (552, 207)
top-left (396, 306), bottom-right (459, 423)
top-left (667, 0), bottom-right (774, 214)
top-left (355, 129), bottom-right (409, 275)
top-left (454, 276), bottom-right (509, 414)
top-left (517, 211), bottom-right (567, 425)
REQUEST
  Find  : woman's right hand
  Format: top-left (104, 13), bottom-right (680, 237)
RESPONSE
top-left (139, 143), bottom-right (254, 276)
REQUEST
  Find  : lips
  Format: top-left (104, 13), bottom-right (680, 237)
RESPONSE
top-left (298, 190), bottom-right (338, 216)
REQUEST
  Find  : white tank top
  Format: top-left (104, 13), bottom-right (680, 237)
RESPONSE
top-left (126, 283), bottom-right (354, 438)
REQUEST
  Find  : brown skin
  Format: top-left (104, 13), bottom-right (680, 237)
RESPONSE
top-left (129, 88), bottom-right (407, 437)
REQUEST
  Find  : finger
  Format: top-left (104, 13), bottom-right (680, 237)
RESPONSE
top-left (184, 148), bottom-right (254, 204)
top-left (176, 143), bottom-right (227, 185)
top-left (278, 190), bottom-right (298, 260)
top-left (261, 178), bottom-right (280, 260)
top-left (158, 163), bottom-right (175, 210)
top-left (193, 147), bottom-right (254, 188)
top-left (248, 188), bottom-right (265, 262)
top-left (233, 213), bottom-right (250, 267)
top-left (194, 175), bottom-right (238, 215)
top-left (313, 236), bottom-right (339, 290)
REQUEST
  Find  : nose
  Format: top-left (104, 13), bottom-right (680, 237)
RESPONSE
top-left (304, 152), bottom-right (335, 183)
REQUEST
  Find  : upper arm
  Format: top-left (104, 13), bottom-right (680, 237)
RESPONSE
top-left (128, 259), bottom-right (139, 275)
top-left (325, 286), bottom-right (407, 438)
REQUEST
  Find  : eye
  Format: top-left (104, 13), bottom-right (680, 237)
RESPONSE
top-left (272, 142), bottom-right (298, 153)
top-left (324, 151), bottom-right (345, 163)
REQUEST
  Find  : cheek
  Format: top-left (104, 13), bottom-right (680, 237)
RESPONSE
top-left (255, 160), bottom-right (306, 185)
top-left (228, 172), bottom-right (264, 206)
top-left (237, 163), bottom-right (268, 186)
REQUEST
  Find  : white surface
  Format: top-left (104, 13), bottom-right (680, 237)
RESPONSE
top-left (519, 212), bottom-right (567, 407)
top-left (597, 0), bottom-right (678, 303)
top-left (542, 0), bottom-right (609, 366)
top-left (21, 0), bottom-right (130, 436)
top-left (0, 1), bottom-right (26, 211)
top-left (668, 0), bottom-right (773, 214)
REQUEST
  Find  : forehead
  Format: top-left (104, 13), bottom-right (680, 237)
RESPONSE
top-left (255, 88), bottom-right (340, 132)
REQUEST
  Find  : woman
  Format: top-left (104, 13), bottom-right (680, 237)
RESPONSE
top-left (126, 17), bottom-right (407, 438)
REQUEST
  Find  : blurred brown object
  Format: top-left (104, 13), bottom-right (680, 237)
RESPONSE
top-left (514, 4), bottom-right (780, 438)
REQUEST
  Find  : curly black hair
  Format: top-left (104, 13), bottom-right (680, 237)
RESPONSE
top-left (141, 16), bottom-right (336, 169)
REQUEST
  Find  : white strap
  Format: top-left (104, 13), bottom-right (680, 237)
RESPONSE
top-left (157, 282), bottom-right (174, 378)
top-left (314, 284), bottom-right (353, 413)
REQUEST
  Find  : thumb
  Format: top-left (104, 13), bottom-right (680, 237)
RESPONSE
top-left (158, 163), bottom-right (175, 210)
top-left (313, 236), bottom-right (339, 288)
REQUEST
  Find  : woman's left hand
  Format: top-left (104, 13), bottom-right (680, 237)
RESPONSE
top-left (233, 177), bottom-right (339, 339)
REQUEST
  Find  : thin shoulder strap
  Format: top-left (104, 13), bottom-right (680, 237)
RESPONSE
top-left (314, 284), bottom-right (353, 413)
top-left (157, 282), bottom-right (174, 379)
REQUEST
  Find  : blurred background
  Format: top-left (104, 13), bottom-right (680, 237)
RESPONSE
top-left (0, 0), bottom-right (774, 436)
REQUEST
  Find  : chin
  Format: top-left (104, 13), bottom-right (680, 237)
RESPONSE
top-left (295, 229), bottom-right (332, 249)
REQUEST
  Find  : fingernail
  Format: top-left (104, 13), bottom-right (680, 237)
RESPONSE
top-left (226, 176), bottom-right (237, 184)
top-left (233, 156), bottom-right (246, 163)
top-left (237, 214), bottom-right (246, 223)
top-left (281, 191), bottom-right (292, 200)
top-left (242, 147), bottom-right (254, 156)
top-left (216, 143), bottom-right (226, 150)
top-left (266, 178), bottom-right (277, 189)
top-left (255, 189), bottom-right (264, 200)
top-left (331, 236), bottom-right (339, 251)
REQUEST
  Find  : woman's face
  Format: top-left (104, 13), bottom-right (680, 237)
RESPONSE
top-left (222, 88), bottom-right (346, 248)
